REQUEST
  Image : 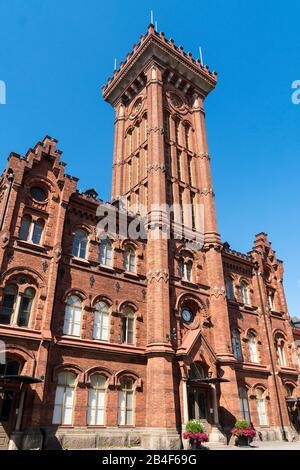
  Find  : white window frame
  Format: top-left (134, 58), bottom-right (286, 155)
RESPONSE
top-left (72, 230), bottom-right (88, 259)
top-left (99, 239), bottom-right (113, 267)
top-left (0, 285), bottom-right (35, 327)
top-left (239, 388), bottom-right (250, 423)
top-left (118, 379), bottom-right (134, 426)
top-left (87, 375), bottom-right (106, 426)
top-left (248, 334), bottom-right (259, 363)
top-left (52, 372), bottom-right (76, 425)
top-left (256, 390), bottom-right (268, 426)
top-left (63, 296), bottom-right (82, 337)
top-left (20, 215), bottom-right (44, 245)
top-left (124, 247), bottom-right (136, 273)
top-left (93, 302), bottom-right (109, 341)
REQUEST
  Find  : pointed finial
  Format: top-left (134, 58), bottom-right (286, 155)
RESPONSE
top-left (114, 58), bottom-right (117, 71)
top-left (150, 10), bottom-right (154, 24)
top-left (199, 47), bottom-right (204, 66)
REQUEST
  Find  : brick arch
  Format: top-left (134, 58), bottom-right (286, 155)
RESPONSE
top-left (115, 369), bottom-right (142, 390)
top-left (176, 292), bottom-right (208, 318)
top-left (272, 328), bottom-right (287, 341)
top-left (70, 223), bottom-right (93, 237)
top-left (3, 344), bottom-right (35, 376)
top-left (61, 288), bottom-right (88, 304)
top-left (0, 266), bottom-right (47, 300)
top-left (91, 295), bottom-right (113, 308)
top-left (249, 383), bottom-right (269, 399)
top-left (52, 363), bottom-right (85, 383)
top-left (23, 175), bottom-right (60, 202)
top-left (85, 366), bottom-right (113, 386)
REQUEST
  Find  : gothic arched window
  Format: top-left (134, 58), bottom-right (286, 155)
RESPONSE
top-left (52, 371), bottom-right (76, 425)
top-left (63, 296), bottom-right (82, 337)
top-left (225, 277), bottom-right (235, 301)
top-left (231, 329), bottom-right (243, 360)
top-left (99, 239), bottom-right (113, 267)
top-left (87, 375), bottom-right (107, 426)
top-left (118, 377), bottom-right (134, 425)
top-left (72, 230), bottom-right (88, 259)
top-left (93, 302), bottom-right (109, 341)
top-left (124, 246), bottom-right (136, 273)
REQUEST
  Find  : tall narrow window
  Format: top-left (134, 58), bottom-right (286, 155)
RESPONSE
top-left (256, 388), bottom-right (268, 425)
top-left (188, 156), bottom-right (193, 186)
top-left (72, 230), bottom-right (88, 259)
top-left (128, 160), bottom-right (132, 191)
top-left (268, 292), bottom-right (275, 310)
top-left (184, 124), bottom-right (190, 150)
top-left (87, 375), bottom-right (106, 426)
top-left (19, 215), bottom-right (31, 241)
top-left (32, 219), bottom-right (44, 245)
top-left (144, 147), bottom-right (148, 178)
top-left (165, 144), bottom-right (171, 175)
top-left (52, 372), bottom-right (76, 425)
top-left (275, 336), bottom-right (286, 367)
top-left (248, 333), bottom-right (259, 363)
top-left (239, 388), bottom-right (250, 423)
top-left (0, 285), bottom-right (17, 325)
top-left (164, 111), bottom-right (170, 140)
top-left (177, 150), bottom-right (182, 180)
top-left (225, 277), bottom-right (235, 300)
top-left (63, 296), bottom-right (82, 337)
top-left (175, 119), bottom-right (180, 145)
top-left (99, 239), bottom-right (113, 267)
top-left (121, 308), bottom-right (135, 345)
top-left (124, 246), bottom-right (136, 273)
top-left (128, 130), bottom-right (132, 156)
top-left (240, 282), bottom-right (249, 305)
top-left (17, 287), bottom-right (35, 327)
top-left (231, 329), bottom-right (243, 360)
top-left (179, 187), bottom-right (184, 224)
top-left (190, 192), bottom-right (196, 230)
top-left (93, 302), bottom-right (109, 341)
top-left (143, 115), bottom-right (147, 142)
top-left (136, 123), bottom-right (140, 149)
top-left (118, 378), bottom-right (134, 425)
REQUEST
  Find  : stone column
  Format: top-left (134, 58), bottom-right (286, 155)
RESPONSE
top-left (143, 62), bottom-right (179, 449)
top-left (112, 101), bottom-right (125, 200)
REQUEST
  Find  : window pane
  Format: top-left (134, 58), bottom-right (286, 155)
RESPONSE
top-left (118, 391), bottom-right (126, 425)
top-left (63, 387), bottom-right (74, 425)
top-left (17, 292), bottom-right (34, 327)
top-left (32, 221), bottom-right (44, 244)
top-left (19, 215), bottom-right (31, 241)
top-left (1, 292), bottom-right (16, 325)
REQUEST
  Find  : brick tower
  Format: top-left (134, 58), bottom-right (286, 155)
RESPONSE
top-left (102, 24), bottom-right (238, 447)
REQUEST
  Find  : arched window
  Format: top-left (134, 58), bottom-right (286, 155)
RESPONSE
top-left (63, 296), bottom-right (82, 337)
top-left (99, 239), bottom-right (113, 267)
top-left (87, 375), bottom-right (107, 426)
top-left (225, 277), bottom-right (235, 301)
top-left (32, 219), bottom-right (44, 245)
top-left (232, 329), bottom-right (243, 360)
top-left (17, 287), bottom-right (35, 327)
top-left (0, 285), bottom-right (17, 325)
top-left (72, 230), bottom-right (88, 259)
top-left (19, 215), bottom-right (44, 245)
top-left (248, 333), bottom-right (259, 363)
top-left (240, 281), bottom-right (250, 305)
top-left (93, 302), bottom-right (109, 341)
top-left (0, 359), bottom-right (21, 376)
top-left (174, 118), bottom-right (180, 145)
top-left (275, 335), bottom-right (287, 367)
top-left (121, 307), bottom-right (135, 345)
top-left (52, 371), bottom-right (76, 425)
top-left (268, 292), bottom-right (275, 310)
top-left (239, 387), bottom-right (250, 423)
top-left (285, 384), bottom-right (294, 398)
top-left (184, 124), bottom-right (191, 151)
top-left (19, 215), bottom-right (31, 241)
top-left (124, 246), bottom-right (136, 273)
top-left (118, 377), bottom-right (134, 425)
top-left (0, 285), bottom-right (35, 327)
top-left (178, 259), bottom-right (193, 282)
top-left (255, 388), bottom-right (268, 425)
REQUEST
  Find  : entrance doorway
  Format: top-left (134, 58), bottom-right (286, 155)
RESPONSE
top-left (0, 390), bottom-right (15, 450)
top-left (188, 388), bottom-right (207, 420)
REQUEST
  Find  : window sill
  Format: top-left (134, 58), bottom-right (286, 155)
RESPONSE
top-left (99, 264), bottom-right (115, 273)
top-left (181, 279), bottom-right (198, 288)
top-left (16, 239), bottom-right (46, 252)
top-left (123, 271), bottom-right (139, 279)
top-left (72, 257), bottom-right (90, 267)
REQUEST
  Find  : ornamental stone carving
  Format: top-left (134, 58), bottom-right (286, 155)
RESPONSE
top-left (147, 269), bottom-right (169, 283)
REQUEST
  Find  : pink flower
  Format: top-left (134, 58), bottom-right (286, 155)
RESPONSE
top-left (183, 432), bottom-right (209, 442)
top-left (231, 427), bottom-right (256, 438)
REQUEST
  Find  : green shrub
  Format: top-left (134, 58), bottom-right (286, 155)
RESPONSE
top-left (234, 420), bottom-right (249, 429)
top-left (185, 419), bottom-right (204, 433)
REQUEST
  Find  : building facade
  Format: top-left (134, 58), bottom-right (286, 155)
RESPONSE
top-left (0, 24), bottom-right (300, 450)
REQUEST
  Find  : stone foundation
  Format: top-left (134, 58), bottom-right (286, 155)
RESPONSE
top-left (9, 427), bottom-right (181, 450)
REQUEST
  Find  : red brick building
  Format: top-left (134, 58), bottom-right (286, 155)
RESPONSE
top-left (0, 24), bottom-right (300, 450)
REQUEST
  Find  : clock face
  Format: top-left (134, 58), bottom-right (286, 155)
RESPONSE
top-left (181, 308), bottom-right (193, 324)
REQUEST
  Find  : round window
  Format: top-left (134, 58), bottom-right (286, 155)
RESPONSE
top-left (181, 307), bottom-right (193, 325)
top-left (30, 186), bottom-right (47, 202)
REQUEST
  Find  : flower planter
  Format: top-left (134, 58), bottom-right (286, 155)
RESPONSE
top-left (236, 435), bottom-right (251, 447)
top-left (190, 439), bottom-right (205, 450)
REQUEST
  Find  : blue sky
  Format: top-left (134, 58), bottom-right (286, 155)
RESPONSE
top-left (0, 0), bottom-right (299, 316)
